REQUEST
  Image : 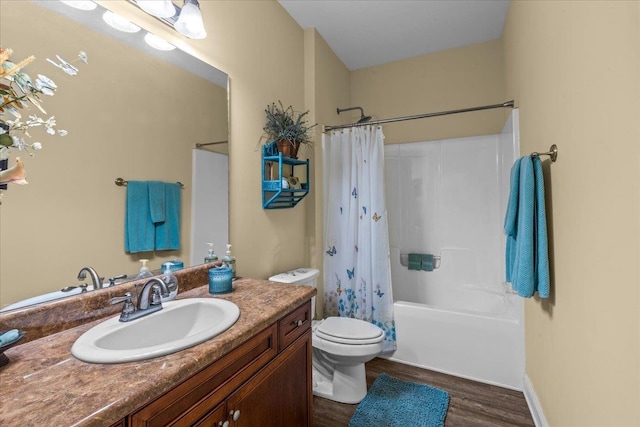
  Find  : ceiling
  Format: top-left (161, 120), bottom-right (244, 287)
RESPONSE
top-left (278, 0), bottom-right (510, 71)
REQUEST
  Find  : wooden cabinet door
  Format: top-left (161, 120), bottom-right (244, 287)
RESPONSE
top-left (226, 330), bottom-right (312, 427)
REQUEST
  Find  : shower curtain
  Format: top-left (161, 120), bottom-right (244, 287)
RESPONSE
top-left (322, 126), bottom-right (396, 352)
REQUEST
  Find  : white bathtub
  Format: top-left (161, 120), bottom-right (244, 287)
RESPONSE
top-left (385, 249), bottom-right (525, 390)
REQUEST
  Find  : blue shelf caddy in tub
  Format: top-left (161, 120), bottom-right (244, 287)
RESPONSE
top-left (261, 144), bottom-right (309, 209)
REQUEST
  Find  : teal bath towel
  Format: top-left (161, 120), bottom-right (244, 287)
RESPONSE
top-left (125, 181), bottom-right (155, 253)
top-left (155, 182), bottom-right (181, 251)
top-left (504, 156), bottom-right (549, 298)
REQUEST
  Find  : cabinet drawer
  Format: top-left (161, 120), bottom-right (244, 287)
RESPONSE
top-left (192, 402), bottom-right (226, 427)
top-left (130, 324), bottom-right (277, 427)
top-left (278, 301), bottom-right (311, 352)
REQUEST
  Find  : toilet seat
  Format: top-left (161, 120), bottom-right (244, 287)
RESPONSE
top-left (314, 317), bottom-right (384, 345)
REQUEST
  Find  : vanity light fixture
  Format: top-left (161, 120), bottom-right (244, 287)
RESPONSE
top-left (136, 0), bottom-right (175, 19)
top-left (130, 0), bottom-right (208, 40)
top-left (102, 10), bottom-right (142, 33)
top-left (144, 32), bottom-right (176, 51)
top-left (60, 0), bottom-right (97, 11)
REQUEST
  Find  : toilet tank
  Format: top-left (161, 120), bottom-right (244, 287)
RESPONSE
top-left (269, 268), bottom-right (319, 316)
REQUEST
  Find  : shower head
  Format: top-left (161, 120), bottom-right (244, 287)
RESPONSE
top-left (337, 106), bottom-right (371, 124)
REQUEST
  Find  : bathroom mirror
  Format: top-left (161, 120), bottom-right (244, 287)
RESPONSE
top-left (0, 1), bottom-right (229, 310)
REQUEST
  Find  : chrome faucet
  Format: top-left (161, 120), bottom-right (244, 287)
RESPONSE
top-left (138, 277), bottom-right (170, 310)
top-left (110, 278), bottom-right (170, 322)
top-left (77, 267), bottom-right (103, 290)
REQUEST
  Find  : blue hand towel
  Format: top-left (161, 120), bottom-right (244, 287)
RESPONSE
top-left (125, 181), bottom-right (155, 253)
top-left (155, 183), bottom-right (181, 251)
top-left (504, 156), bottom-right (550, 298)
top-left (148, 181), bottom-right (166, 224)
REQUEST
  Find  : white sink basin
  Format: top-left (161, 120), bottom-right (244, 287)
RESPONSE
top-left (71, 298), bottom-right (240, 363)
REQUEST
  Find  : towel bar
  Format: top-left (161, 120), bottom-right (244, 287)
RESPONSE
top-left (531, 144), bottom-right (558, 162)
top-left (399, 253), bottom-right (441, 269)
top-left (115, 177), bottom-right (184, 189)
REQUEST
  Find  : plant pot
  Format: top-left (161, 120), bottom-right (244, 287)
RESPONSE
top-left (276, 139), bottom-right (300, 159)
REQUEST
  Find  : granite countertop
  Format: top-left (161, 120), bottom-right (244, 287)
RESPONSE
top-left (0, 278), bottom-right (315, 427)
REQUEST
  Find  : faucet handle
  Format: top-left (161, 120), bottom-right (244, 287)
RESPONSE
top-left (108, 274), bottom-right (128, 287)
top-left (151, 287), bottom-right (163, 306)
top-left (110, 292), bottom-right (136, 321)
top-left (110, 292), bottom-right (133, 305)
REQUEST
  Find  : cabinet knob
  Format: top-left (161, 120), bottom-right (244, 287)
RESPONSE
top-left (218, 421), bottom-right (229, 427)
top-left (295, 319), bottom-right (303, 327)
top-left (229, 409), bottom-right (241, 421)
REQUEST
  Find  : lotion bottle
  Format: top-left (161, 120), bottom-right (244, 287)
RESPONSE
top-left (136, 259), bottom-right (153, 279)
top-left (222, 244), bottom-right (236, 279)
top-left (205, 243), bottom-right (218, 264)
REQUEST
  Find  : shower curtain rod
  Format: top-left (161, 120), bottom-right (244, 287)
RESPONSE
top-left (323, 100), bottom-right (515, 132)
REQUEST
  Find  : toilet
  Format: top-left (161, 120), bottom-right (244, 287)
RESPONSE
top-left (269, 268), bottom-right (385, 404)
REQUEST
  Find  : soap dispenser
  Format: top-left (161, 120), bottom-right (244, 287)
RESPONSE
top-left (222, 244), bottom-right (236, 279)
top-left (136, 259), bottom-right (153, 279)
top-left (205, 243), bottom-right (218, 264)
top-left (161, 261), bottom-right (178, 302)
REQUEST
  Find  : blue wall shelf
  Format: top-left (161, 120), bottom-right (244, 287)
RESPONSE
top-left (262, 145), bottom-right (309, 209)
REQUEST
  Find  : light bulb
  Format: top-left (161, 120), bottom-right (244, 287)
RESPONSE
top-left (136, 0), bottom-right (176, 19)
top-left (60, 1), bottom-right (98, 11)
top-left (144, 33), bottom-right (176, 51)
top-left (102, 11), bottom-right (141, 33)
top-left (174, 0), bottom-right (207, 40)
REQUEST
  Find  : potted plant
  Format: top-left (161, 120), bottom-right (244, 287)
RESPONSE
top-left (262, 101), bottom-right (316, 159)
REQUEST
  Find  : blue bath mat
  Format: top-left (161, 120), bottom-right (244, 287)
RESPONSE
top-left (348, 373), bottom-right (450, 427)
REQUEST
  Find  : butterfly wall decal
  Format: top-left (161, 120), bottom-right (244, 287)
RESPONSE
top-left (326, 245), bottom-right (337, 256)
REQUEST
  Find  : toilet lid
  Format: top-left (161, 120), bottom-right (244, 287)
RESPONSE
top-left (315, 317), bottom-right (384, 345)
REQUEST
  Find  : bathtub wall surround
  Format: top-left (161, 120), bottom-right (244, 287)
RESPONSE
top-left (383, 111), bottom-right (525, 389)
top-left (0, 262), bottom-right (222, 344)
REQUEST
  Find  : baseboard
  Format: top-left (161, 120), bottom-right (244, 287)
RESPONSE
top-left (523, 373), bottom-right (549, 427)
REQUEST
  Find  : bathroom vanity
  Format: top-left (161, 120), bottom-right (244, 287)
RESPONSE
top-left (0, 273), bottom-right (315, 427)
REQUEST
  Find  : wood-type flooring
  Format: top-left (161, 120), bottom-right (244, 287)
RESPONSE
top-left (312, 357), bottom-right (535, 427)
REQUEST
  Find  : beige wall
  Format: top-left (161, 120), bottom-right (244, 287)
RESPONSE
top-left (0, 1), bottom-right (227, 306)
top-left (100, 1), bottom-right (313, 281)
top-left (351, 39), bottom-right (507, 144)
top-left (503, 1), bottom-right (640, 425)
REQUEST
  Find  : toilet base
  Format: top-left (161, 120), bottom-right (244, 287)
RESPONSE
top-left (312, 363), bottom-right (368, 404)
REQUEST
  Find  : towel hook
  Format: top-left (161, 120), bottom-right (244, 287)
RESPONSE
top-left (531, 144), bottom-right (558, 162)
